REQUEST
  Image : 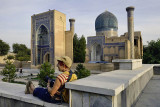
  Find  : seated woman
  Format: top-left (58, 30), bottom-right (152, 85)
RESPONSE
top-left (25, 56), bottom-right (77, 103)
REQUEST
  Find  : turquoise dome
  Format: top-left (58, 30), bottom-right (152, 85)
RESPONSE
top-left (95, 11), bottom-right (118, 31)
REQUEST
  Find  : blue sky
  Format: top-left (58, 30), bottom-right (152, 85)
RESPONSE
top-left (0, 0), bottom-right (160, 50)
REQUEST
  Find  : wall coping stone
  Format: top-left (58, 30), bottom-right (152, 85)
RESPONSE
top-left (0, 82), bottom-right (68, 107)
top-left (112, 59), bottom-right (142, 63)
top-left (66, 64), bottom-right (153, 96)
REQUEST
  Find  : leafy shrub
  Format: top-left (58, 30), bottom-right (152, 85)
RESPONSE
top-left (1, 61), bottom-right (16, 82)
top-left (7, 55), bottom-right (14, 60)
top-left (37, 62), bottom-right (55, 87)
top-left (75, 64), bottom-right (90, 79)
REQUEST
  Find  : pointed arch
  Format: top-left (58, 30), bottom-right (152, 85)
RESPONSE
top-left (37, 25), bottom-right (49, 46)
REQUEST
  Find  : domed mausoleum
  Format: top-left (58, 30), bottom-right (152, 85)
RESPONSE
top-left (95, 11), bottom-right (118, 37)
top-left (86, 8), bottom-right (143, 62)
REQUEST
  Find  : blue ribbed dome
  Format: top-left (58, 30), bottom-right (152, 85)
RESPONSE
top-left (95, 11), bottom-right (118, 31)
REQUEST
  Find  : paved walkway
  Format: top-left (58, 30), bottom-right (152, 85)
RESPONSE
top-left (134, 75), bottom-right (160, 107)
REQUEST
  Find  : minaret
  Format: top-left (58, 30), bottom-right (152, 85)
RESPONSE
top-left (65, 18), bottom-right (75, 61)
top-left (69, 18), bottom-right (75, 33)
top-left (126, 6), bottom-right (135, 59)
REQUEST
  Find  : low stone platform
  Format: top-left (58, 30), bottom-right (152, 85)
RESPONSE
top-left (112, 59), bottom-right (142, 70)
top-left (0, 82), bottom-right (68, 107)
top-left (66, 64), bottom-right (154, 107)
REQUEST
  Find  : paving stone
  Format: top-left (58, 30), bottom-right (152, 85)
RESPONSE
top-left (152, 75), bottom-right (160, 80)
top-left (135, 93), bottom-right (160, 107)
top-left (134, 75), bottom-right (160, 107)
top-left (143, 80), bottom-right (160, 94)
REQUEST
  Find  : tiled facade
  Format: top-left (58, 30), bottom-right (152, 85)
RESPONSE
top-left (31, 10), bottom-right (75, 68)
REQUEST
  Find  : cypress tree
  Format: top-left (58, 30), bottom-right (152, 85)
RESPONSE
top-left (73, 34), bottom-right (86, 63)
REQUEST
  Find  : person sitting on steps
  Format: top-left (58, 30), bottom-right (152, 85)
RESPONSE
top-left (25, 56), bottom-right (77, 104)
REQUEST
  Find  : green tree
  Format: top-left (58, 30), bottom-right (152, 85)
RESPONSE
top-left (12, 43), bottom-right (31, 61)
top-left (79, 35), bottom-right (86, 62)
top-left (1, 61), bottom-right (16, 82)
top-left (73, 34), bottom-right (86, 63)
top-left (37, 62), bottom-right (55, 87)
top-left (16, 51), bottom-right (30, 61)
top-left (0, 39), bottom-right (10, 56)
top-left (13, 43), bottom-right (28, 53)
top-left (143, 39), bottom-right (160, 64)
top-left (73, 33), bottom-right (79, 62)
top-left (75, 64), bottom-right (90, 79)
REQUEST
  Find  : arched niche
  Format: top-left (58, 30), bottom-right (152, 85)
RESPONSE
top-left (91, 43), bottom-right (102, 61)
top-left (37, 25), bottom-right (49, 46)
top-left (37, 25), bottom-right (49, 64)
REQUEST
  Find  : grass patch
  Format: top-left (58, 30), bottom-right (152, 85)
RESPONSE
top-left (31, 77), bottom-right (39, 80)
top-left (11, 81), bottom-right (26, 85)
top-left (2, 79), bottom-right (26, 85)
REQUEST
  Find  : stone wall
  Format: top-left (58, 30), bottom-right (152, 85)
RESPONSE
top-left (0, 53), bottom-right (15, 64)
top-left (22, 61), bottom-right (31, 69)
top-left (31, 65), bottom-right (41, 69)
top-left (153, 65), bottom-right (160, 75)
top-left (54, 10), bottom-right (66, 58)
top-left (71, 63), bottom-right (114, 72)
top-left (0, 61), bottom-right (31, 69)
top-left (65, 31), bottom-right (73, 62)
top-left (116, 68), bottom-right (153, 107)
top-left (0, 96), bottom-right (42, 107)
top-left (13, 61), bottom-right (31, 69)
top-left (0, 55), bottom-right (7, 64)
top-left (71, 90), bottom-right (112, 107)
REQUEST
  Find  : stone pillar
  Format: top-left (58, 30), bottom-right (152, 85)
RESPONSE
top-left (69, 18), bottom-right (75, 33)
top-left (126, 6), bottom-right (135, 59)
